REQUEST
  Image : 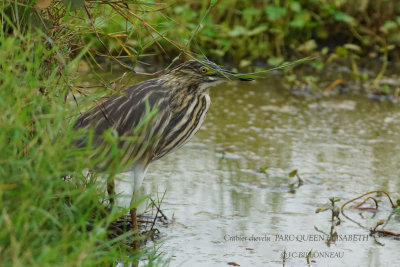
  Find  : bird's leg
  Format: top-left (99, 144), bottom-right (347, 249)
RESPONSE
top-left (106, 176), bottom-right (115, 206)
top-left (130, 186), bottom-right (142, 251)
top-left (130, 203), bottom-right (140, 250)
top-left (129, 164), bottom-right (147, 250)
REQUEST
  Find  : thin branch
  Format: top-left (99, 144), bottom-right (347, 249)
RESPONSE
top-left (341, 190), bottom-right (397, 213)
top-left (150, 197), bottom-right (168, 221)
top-left (111, 3), bottom-right (184, 50)
top-left (354, 196), bottom-right (379, 210)
top-left (84, 3), bottom-right (134, 71)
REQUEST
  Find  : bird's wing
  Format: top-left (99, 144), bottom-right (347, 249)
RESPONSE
top-left (74, 78), bottom-right (171, 168)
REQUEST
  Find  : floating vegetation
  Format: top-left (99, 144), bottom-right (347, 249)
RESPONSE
top-left (340, 190), bottom-right (399, 239)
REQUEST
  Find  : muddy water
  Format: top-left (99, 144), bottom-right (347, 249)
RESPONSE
top-left (131, 74), bottom-right (400, 267)
top-left (82, 70), bottom-right (400, 266)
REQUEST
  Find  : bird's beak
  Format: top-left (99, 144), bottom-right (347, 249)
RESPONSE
top-left (210, 69), bottom-right (254, 81)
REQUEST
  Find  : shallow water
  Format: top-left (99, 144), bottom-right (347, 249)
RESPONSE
top-left (84, 71), bottom-right (400, 266)
top-left (137, 74), bottom-right (400, 267)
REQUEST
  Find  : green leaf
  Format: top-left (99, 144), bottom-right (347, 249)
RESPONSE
top-left (335, 46), bottom-right (349, 57)
top-left (290, 1), bottom-right (302, 12)
top-left (329, 197), bottom-right (341, 203)
top-left (383, 20), bottom-right (398, 30)
top-left (289, 169), bottom-right (298, 178)
top-left (289, 11), bottom-right (310, 28)
top-left (210, 0), bottom-right (218, 6)
top-left (248, 25), bottom-right (268, 36)
top-left (297, 39), bottom-right (317, 53)
top-left (243, 8), bottom-right (262, 18)
top-left (264, 6), bottom-right (287, 21)
top-left (220, 38), bottom-right (231, 47)
top-left (321, 47), bottom-right (329, 55)
top-left (259, 166), bottom-right (269, 174)
top-left (315, 204), bottom-right (330, 213)
top-left (381, 84), bottom-right (390, 94)
top-left (333, 11), bottom-right (355, 23)
top-left (240, 59), bottom-right (252, 68)
top-left (228, 25), bottom-right (247, 37)
top-left (312, 60), bottom-right (324, 70)
top-left (243, 8), bottom-right (262, 27)
top-left (344, 43), bottom-right (362, 53)
top-left (268, 57), bottom-right (284, 67)
top-left (61, 0), bottom-right (84, 11)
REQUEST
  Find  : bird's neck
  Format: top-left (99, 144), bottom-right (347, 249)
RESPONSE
top-left (158, 76), bottom-right (209, 114)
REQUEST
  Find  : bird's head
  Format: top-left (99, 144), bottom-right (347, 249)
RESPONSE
top-left (165, 59), bottom-right (253, 91)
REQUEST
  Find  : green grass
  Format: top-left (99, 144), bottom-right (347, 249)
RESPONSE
top-left (14, 0), bottom-right (397, 95)
top-left (165, 0), bottom-right (400, 66)
top-left (0, 17), bottom-right (169, 267)
top-left (6, 0), bottom-right (399, 69)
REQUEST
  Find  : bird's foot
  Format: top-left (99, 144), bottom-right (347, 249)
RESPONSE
top-left (130, 208), bottom-right (140, 250)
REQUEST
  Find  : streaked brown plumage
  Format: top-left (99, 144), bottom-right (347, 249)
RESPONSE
top-left (74, 59), bottom-right (252, 246)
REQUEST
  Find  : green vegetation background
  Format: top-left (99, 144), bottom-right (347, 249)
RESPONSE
top-left (1, 0), bottom-right (399, 266)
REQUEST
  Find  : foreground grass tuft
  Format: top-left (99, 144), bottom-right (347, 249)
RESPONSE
top-left (0, 20), bottom-right (167, 267)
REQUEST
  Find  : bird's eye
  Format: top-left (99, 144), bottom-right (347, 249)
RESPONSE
top-left (200, 66), bottom-right (208, 73)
